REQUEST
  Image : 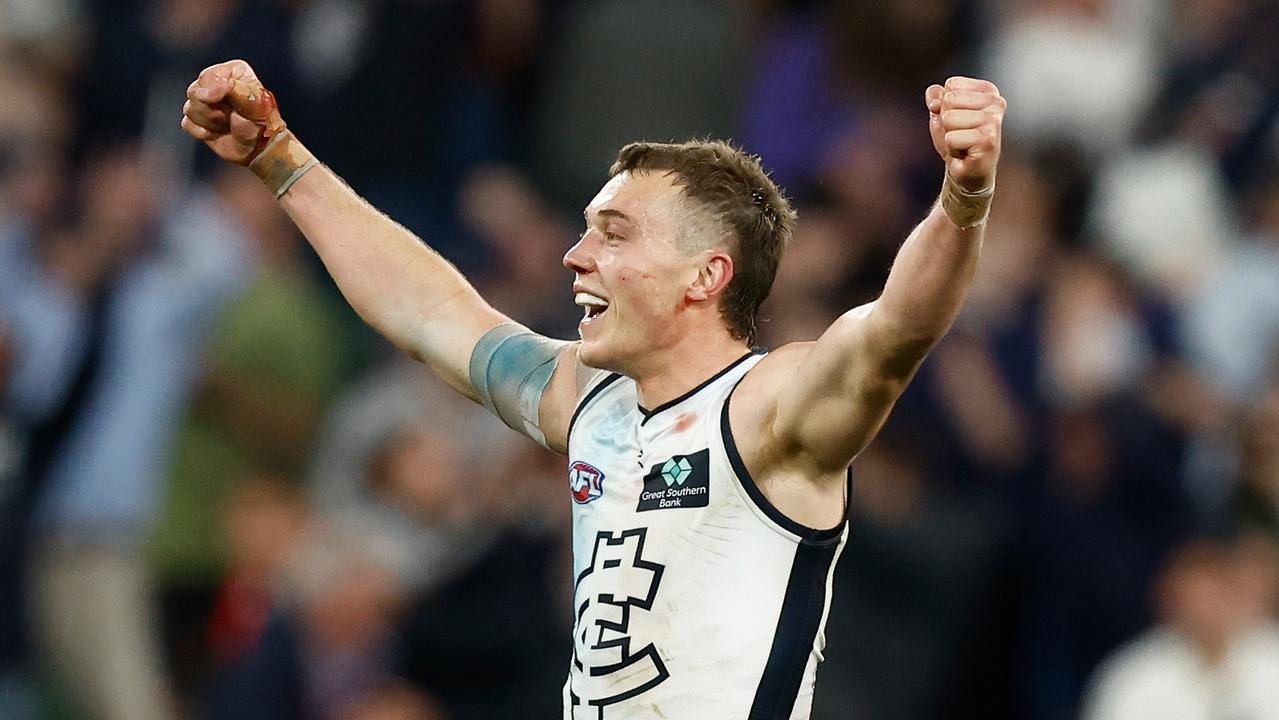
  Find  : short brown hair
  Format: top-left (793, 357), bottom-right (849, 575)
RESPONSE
top-left (610, 140), bottom-right (796, 346)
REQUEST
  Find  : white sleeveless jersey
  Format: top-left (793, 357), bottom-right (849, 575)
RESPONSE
top-left (562, 352), bottom-right (849, 719)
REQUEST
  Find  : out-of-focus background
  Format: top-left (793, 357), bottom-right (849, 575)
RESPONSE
top-left (1, 0), bottom-right (1278, 719)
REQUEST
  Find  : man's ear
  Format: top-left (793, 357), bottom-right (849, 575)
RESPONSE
top-left (687, 252), bottom-right (734, 303)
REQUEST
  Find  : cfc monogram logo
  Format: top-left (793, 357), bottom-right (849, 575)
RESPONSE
top-left (568, 528), bottom-right (668, 718)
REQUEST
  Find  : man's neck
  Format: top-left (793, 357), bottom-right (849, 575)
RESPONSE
top-left (631, 330), bottom-right (752, 412)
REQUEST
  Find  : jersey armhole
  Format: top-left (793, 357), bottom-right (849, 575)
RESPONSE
top-left (567, 372), bottom-right (624, 441)
top-left (720, 377), bottom-right (849, 546)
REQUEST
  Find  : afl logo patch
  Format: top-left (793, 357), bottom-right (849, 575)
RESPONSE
top-left (569, 461), bottom-right (606, 504)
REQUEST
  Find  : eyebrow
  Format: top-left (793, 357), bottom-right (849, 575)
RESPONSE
top-left (584, 208), bottom-right (634, 224)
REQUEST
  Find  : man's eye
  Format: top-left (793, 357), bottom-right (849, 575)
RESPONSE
top-left (605, 231), bottom-right (623, 242)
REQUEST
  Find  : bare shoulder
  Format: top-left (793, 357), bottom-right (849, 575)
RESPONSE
top-left (729, 342), bottom-right (815, 453)
top-left (729, 341), bottom-right (848, 530)
top-left (734, 342), bottom-right (814, 412)
top-left (539, 341), bottom-right (598, 454)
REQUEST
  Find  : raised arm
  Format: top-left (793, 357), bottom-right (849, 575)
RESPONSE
top-left (757, 77), bottom-right (1005, 474)
top-left (180, 60), bottom-right (586, 450)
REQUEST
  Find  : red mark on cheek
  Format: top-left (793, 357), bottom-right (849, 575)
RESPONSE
top-left (674, 413), bottom-right (697, 433)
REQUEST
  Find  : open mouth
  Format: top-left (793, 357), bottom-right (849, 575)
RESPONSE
top-left (575, 291), bottom-right (609, 324)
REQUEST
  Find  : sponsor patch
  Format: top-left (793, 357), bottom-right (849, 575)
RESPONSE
top-left (569, 461), bottom-right (606, 504)
top-left (637, 449), bottom-right (710, 511)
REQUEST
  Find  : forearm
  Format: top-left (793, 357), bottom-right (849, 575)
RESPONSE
top-left (867, 197), bottom-right (985, 369)
top-left (266, 135), bottom-right (505, 397)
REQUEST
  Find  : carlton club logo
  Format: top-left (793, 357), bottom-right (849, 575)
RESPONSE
top-left (569, 461), bottom-right (606, 504)
top-left (569, 528), bottom-right (668, 717)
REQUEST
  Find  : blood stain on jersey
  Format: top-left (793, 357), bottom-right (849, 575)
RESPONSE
top-left (569, 460), bottom-right (606, 504)
top-left (673, 412), bottom-right (697, 433)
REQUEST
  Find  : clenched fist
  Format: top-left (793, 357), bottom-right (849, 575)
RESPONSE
top-left (181, 59), bottom-right (287, 166)
top-left (926, 76), bottom-right (1004, 190)
top-left (925, 76), bottom-right (1005, 227)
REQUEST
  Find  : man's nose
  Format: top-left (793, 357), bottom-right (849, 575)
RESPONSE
top-left (563, 234), bottom-right (595, 273)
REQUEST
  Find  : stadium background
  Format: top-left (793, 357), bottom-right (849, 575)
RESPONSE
top-left (1, 0), bottom-right (1278, 718)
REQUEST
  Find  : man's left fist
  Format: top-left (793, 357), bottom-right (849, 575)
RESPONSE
top-left (926, 77), bottom-right (1005, 193)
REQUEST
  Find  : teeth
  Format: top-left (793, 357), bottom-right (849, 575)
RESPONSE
top-left (574, 292), bottom-right (609, 308)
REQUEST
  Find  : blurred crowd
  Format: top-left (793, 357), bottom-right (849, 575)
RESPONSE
top-left (1, 0), bottom-right (1278, 719)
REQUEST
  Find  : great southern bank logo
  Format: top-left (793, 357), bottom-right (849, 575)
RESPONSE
top-left (569, 461), bottom-right (605, 504)
top-left (637, 449), bottom-right (710, 512)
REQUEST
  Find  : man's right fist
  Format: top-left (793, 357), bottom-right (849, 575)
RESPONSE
top-left (181, 59), bottom-right (287, 166)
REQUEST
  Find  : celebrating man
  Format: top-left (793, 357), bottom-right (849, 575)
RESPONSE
top-left (182, 59), bottom-right (1004, 719)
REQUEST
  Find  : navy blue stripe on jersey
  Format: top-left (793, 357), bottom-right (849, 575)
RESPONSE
top-left (637, 351), bottom-right (760, 425)
top-left (568, 372), bottom-right (624, 438)
top-left (748, 539), bottom-right (839, 719)
top-left (720, 381), bottom-right (846, 545)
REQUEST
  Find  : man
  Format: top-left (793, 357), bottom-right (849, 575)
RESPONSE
top-left (1082, 536), bottom-right (1279, 720)
top-left (181, 59), bottom-right (1004, 719)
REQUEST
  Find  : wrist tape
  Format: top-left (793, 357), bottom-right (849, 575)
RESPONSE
top-left (249, 131), bottom-right (319, 198)
top-left (941, 173), bottom-right (995, 229)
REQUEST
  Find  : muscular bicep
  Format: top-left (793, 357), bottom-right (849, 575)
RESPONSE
top-left (770, 301), bottom-right (924, 472)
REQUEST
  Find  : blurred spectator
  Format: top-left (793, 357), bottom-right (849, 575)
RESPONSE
top-left (0, 322), bottom-right (10, 399)
top-left (0, 54), bottom-right (75, 715)
top-left (1039, 255), bottom-right (1158, 407)
top-left (338, 680), bottom-right (446, 720)
top-left (1172, 177), bottom-right (1279, 517)
top-left (308, 359), bottom-right (515, 596)
top-left (761, 204), bottom-right (855, 345)
top-left (922, 155), bottom-right (1057, 487)
top-left (147, 164), bottom-right (348, 708)
top-left (1182, 177), bottom-right (1279, 405)
top-left (735, 4), bottom-right (855, 195)
top-left (76, 0), bottom-right (297, 180)
top-left (307, 358), bottom-right (568, 719)
top-left (0, 142), bottom-right (248, 720)
top-left (1145, 0), bottom-right (1279, 192)
top-left (1081, 536), bottom-right (1279, 720)
top-left (1022, 251), bottom-right (1193, 718)
top-left (206, 513), bottom-right (416, 720)
top-left (739, 0), bottom-right (975, 197)
top-left (1088, 136), bottom-right (1237, 305)
top-left (1022, 399), bottom-right (1189, 720)
top-left (983, 0), bottom-right (1166, 157)
top-left (531, 0), bottom-right (748, 209)
top-left (0, 56), bottom-right (72, 239)
top-left (460, 165), bottom-right (578, 337)
top-left (814, 420), bottom-right (1011, 720)
top-left (290, 0), bottom-right (514, 275)
top-left (206, 475), bottom-right (311, 669)
top-left (1228, 382), bottom-right (1279, 542)
top-left (831, 0), bottom-right (973, 102)
top-left (0, 0), bottom-right (84, 72)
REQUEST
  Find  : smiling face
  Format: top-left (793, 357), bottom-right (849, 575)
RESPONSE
top-left (563, 170), bottom-right (730, 375)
